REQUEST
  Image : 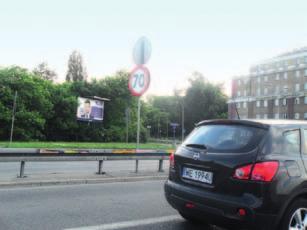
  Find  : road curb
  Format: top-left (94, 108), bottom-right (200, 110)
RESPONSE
top-left (0, 175), bottom-right (168, 188)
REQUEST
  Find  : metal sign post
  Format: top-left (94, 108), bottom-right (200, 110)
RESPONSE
top-left (136, 98), bottom-right (141, 148)
top-left (129, 37), bottom-right (152, 172)
top-left (170, 123), bottom-right (179, 147)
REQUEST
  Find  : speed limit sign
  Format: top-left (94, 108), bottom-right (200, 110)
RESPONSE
top-left (128, 66), bottom-right (150, 96)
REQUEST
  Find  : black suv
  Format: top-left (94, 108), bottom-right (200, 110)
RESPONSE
top-left (165, 119), bottom-right (307, 230)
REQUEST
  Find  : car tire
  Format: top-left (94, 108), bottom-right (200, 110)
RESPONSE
top-left (280, 198), bottom-right (307, 230)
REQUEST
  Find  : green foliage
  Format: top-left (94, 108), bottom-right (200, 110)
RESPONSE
top-left (145, 72), bottom-right (228, 137)
top-left (0, 66), bottom-right (227, 142)
top-left (184, 73), bottom-right (228, 132)
top-left (0, 67), bottom-right (53, 140)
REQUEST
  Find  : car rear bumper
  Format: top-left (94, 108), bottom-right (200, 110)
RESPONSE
top-left (164, 179), bottom-right (277, 230)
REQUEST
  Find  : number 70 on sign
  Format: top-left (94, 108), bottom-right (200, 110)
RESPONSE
top-left (128, 66), bottom-right (150, 97)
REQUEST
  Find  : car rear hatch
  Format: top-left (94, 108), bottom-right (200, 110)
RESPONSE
top-left (172, 120), bottom-right (269, 196)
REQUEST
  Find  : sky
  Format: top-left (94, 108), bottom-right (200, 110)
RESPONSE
top-left (0, 0), bottom-right (306, 96)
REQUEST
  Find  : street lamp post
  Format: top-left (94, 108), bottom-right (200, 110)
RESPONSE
top-left (176, 90), bottom-right (185, 142)
top-left (181, 100), bottom-right (184, 141)
top-left (9, 91), bottom-right (17, 145)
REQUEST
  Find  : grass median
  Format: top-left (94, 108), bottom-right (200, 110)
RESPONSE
top-left (0, 142), bottom-right (173, 149)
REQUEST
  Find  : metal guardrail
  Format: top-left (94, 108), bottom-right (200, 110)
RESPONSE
top-left (0, 148), bottom-right (173, 178)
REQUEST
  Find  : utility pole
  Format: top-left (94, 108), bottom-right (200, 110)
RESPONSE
top-left (166, 117), bottom-right (169, 140)
top-left (9, 91), bottom-right (18, 145)
top-left (157, 115), bottom-right (160, 139)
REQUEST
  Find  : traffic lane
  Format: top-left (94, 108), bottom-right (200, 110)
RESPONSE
top-left (0, 180), bottom-right (225, 230)
top-left (0, 180), bottom-right (175, 230)
top-left (128, 220), bottom-right (223, 230)
top-left (65, 216), bottom-right (222, 230)
top-left (0, 160), bottom-right (168, 178)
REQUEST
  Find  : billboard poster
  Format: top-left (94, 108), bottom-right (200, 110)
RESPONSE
top-left (76, 97), bottom-right (104, 122)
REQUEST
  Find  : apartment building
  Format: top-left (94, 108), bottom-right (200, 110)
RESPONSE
top-left (228, 47), bottom-right (307, 120)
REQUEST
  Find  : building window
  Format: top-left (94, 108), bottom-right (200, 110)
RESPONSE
top-left (295, 113), bottom-right (300, 120)
top-left (256, 101), bottom-right (260, 107)
top-left (305, 96), bottom-right (307, 104)
top-left (275, 86), bottom-right (279, 94)
top-left (304, 113), bottom-right (307, 120)
top-left (257, 88), bottom-right (261, 96)
top-left (284, 72), bottom-right (288, 79)
top-left (296, 70), bottom-right (300, 78)
top-left (264, 100), bottom-right (268, 107)
top-left (264, 76), bottom-right (268, 82)
top-left (282, 98), bottom-right (287, 106)
top-left (295, 97), bottom-right (300, 105)
top-left (237, 91), bottom-right (241, 97)
top-left (295, 84), bottom-right (300, 92)
top-left (274, 113), bottom-right (279, 119)
top-left (283, 113), bottom-right (288, 119)
top-left (263, 114), bottom-right (268, 119)
top-left (243, 102), bottom-right (247, 108)
top-left (264, 87), bottom-right (268, 95)
top-left (276, 73), bottom-right (280, 80)
top-left (283, 85), bottom-right (288, 93)
top-left (275, 99), bottom-right (279, 106)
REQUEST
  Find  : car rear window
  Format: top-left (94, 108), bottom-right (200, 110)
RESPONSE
top-left (183, 124), bottom-right (266, 153)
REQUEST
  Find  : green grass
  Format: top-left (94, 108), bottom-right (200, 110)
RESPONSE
top-left (0, 141), bottom-right (173, 149)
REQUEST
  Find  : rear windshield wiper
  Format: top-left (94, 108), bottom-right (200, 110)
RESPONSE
top-left (185, 144), bottom-right (208, 150)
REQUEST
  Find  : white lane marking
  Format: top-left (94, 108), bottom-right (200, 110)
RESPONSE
top-left (64, 215), bottom-right (182, 230)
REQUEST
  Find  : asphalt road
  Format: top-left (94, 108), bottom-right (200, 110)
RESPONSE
top-left (0, 180), bottom-right (224, 230)
top-left (0, 160), bottom-right (166, 179)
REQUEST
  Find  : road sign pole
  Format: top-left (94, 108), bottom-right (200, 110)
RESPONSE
top-left (135, 98), bottom-right (141, 173)
top-left (136, 97), bottom-right (141, 149)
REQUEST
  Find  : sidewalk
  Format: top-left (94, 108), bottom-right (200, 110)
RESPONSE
top-left (0, 170), bottom-right (168, 188)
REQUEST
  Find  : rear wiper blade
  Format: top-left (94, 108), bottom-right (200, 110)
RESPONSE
top-left (185, 144), bottom-right (208, 150)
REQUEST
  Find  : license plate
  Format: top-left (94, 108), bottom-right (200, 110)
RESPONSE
top-left (182, 167), bottom-right (213, 184)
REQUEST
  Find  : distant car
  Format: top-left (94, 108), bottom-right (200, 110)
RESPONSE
top-left (165, 119), bottom-right (307, 230)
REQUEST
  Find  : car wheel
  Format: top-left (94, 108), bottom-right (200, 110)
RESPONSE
top-left (281, 198), bottom-right (307, 230)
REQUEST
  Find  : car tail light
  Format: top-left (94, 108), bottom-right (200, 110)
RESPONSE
top-left (233, 161), bottom-right (279, 182)
top-left (251, 161), bottom-right (279, 182)
top-left (233, 164), bottom-right (252, 180)
top-left (169, 153), bottom-right (175, 169)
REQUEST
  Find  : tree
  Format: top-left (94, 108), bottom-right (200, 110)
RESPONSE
top-left (0, 67), bottom-right (53, 140)
top-left (66, 50), bottom-right (88, 82)
top-left (33, 62), bottom-right (57, 81)
top-left (184, 72), bottom-right (227, 133)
